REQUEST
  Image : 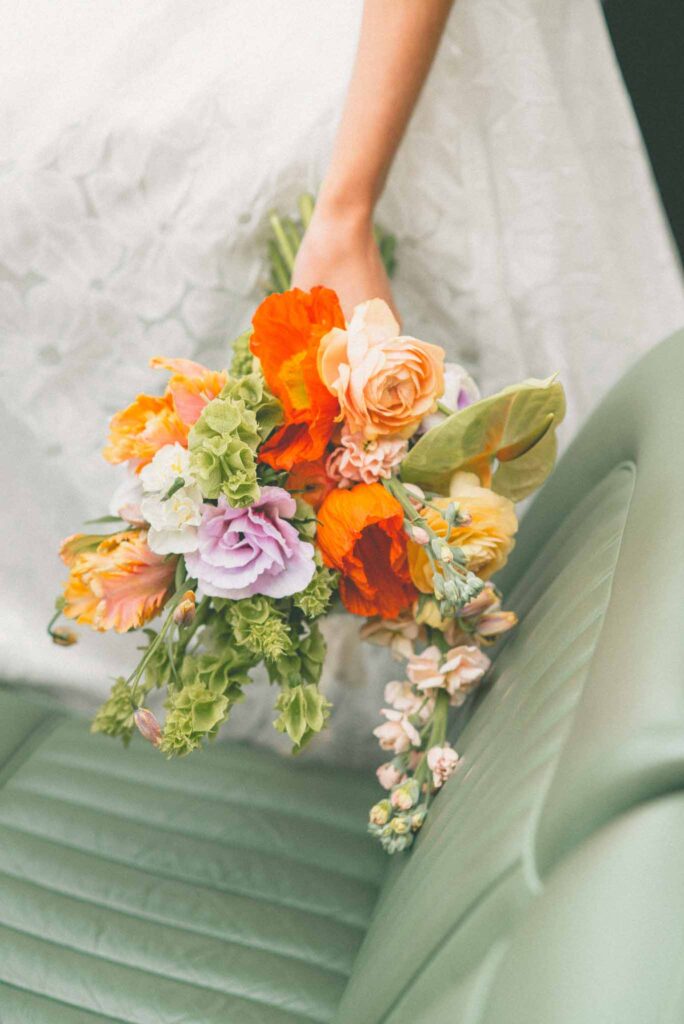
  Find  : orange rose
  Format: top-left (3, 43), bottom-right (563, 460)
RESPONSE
top-left (318, 299), bottom-right (444, 439)
top-left (408, 472), bottom-right (518, 592)
top-left (104, 357), bottom-right (227, 471)
top-left (250, 287), bottom-right (344, 470)
top-left (61, 531), bottom-right (176, 632)
top-left (317, 483), bottom-right (417, 619)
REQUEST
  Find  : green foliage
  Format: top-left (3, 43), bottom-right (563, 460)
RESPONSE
top-left (269, 622), bottom-right (326, 688)
top-left (188, 372), bottom-right (281, 506)
top-left (229, 329), bottom-right (255, 376)
top-left (293, 564), bottom-right (338, 619)
top-left (401, 376), bottom-right (566, 501)
top-left (225, 596), bottom-right (293, 661)
top-left (274, 683), bottom-right (331, 752)
top-left (159, 681), bottom-right (232, 756)
top-left (91, 677), bottom-right (140, 745)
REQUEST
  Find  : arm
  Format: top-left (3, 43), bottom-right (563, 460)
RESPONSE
top-left (292, 0), bottom-right (454, 318)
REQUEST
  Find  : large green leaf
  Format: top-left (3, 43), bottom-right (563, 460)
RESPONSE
top-left (401, 376), bottom-right (565, 501)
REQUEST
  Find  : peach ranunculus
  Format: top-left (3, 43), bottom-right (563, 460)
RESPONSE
top-left (61, 530), bottom-right (176, 633)
top-left (318, 299), bottom-right (445, 440)
top-left (408, 471), bottom-right (518, 593)
top-left (316, 482), bottom-right (418, 619)
top-left (103, 357), bottom-right (227, 471)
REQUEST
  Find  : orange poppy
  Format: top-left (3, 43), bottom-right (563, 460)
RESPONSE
top-left (250, 287), bottom-right (344, 470)
top-left (317, 483), bottom-right (418, 619)
top-left (104, 357), bottom-right (227, 471)
top-left (286, 458), bottom-right (336, 511)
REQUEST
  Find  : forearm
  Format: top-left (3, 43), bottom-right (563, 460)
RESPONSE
top-left (317, 0), bottom-right (454, 219)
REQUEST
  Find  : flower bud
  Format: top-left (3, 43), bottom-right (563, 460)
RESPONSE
top-left (51, 628), bottom-right (77, 647)
top-left (390, 815), bottom-right (411, 835)
top-left (376, 761), bottom-right (405, 790)
top-left (173, 590), bottom-right (196, 627)
top-left (134, 708), bottom-right (162, 747)
top-left (369, 799), bottom-right (392, 827)
top-left (391, 779), bottom-right (420, 811)
top-left (408, 523), bottom-right (430, 546)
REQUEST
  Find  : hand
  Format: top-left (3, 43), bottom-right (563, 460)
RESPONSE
top-left (291, 201), bottom-right (399, 323)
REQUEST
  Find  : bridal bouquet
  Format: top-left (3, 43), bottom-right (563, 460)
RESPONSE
top-left (51, 208), bottom-right (565, 854)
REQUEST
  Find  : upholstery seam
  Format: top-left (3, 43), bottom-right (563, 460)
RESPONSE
top-left (24, 750), bottom-right (373, 839)
top-left (0, 713), bottom-right (65, 790)
top-left (0, 785), bottom-right (381, 893)
top-left (0, 977), bottom-right (132, 1024)
top-left (0, 820), bottom-right (370, 934)
top-left (0, 918), bottom-right (331, 1024)
top-left (0, 864), bottom-right (352, 981)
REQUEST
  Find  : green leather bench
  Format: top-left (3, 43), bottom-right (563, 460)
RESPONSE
top-left (1, 331), bottom-right (683, 1023)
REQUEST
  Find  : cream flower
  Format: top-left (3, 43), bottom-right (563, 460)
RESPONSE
top-left (360, 612), bottom-right (425, 661)
top-left (140, 442), bottom-right (193, 494)
top-left (326, 430), bottom-right (407, 486)
top-left (318, 299), bottom-right (444, 439)
top-left (427, 744), bottom-right (461, 788)
top-left (373, 709), bottom-right (421, 754)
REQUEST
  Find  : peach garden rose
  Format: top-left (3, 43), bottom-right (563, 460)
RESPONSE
top-left (318, 298), bottom-right (445, 439)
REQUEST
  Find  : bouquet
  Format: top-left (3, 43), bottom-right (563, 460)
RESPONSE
top-left (50, 201), bottom-right (565, 854)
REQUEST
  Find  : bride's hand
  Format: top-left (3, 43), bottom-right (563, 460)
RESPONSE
top-left (291, 201), bottom-right (399, 323)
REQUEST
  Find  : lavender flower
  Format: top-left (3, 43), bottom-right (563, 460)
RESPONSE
top-left (184, 486), bottom-right (315, 600)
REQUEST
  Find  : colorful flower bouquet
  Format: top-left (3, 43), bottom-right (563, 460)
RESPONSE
top-left (51, 206), bottom-right (565, 854)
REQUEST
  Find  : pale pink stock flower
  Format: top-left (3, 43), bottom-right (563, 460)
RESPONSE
top-left (441, 646), bottom-right (491, 706)
top-left (376, 762), bottom-right (406, 790)
top-left (384, 681), bottom-right (433, 722)
top-left (360, 613), bottom-right (424, 661)
top-left (391, 786), bottom-right (415, 811)
top-left (427, 744), bottom-right (461, 788)
top-left (406, 645), bottom-right (446, 691)
top-left (326, 430), bottom-right (408, 486)
top-left (134, 708), bottom-right (162, 747)
top-left (373, 709), bottom-right (421, 754)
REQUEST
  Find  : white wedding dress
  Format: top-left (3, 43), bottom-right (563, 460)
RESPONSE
top-left (2, 0), bottom-right (682, 766)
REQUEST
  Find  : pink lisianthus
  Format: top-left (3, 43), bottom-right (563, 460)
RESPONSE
top-left (326, 431), bottom-right (408, 487)
top-left (376, 761), bottom-right (406, 790)
top-left (427, 743), bottom-right (461, 788)
top-left (184, 487), bottom-right (315, 600)
top-left (373, 709), bottom-right (421, 754)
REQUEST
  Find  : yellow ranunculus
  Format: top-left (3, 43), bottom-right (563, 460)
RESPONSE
top-left (407, 472), bottom-right (518, 594)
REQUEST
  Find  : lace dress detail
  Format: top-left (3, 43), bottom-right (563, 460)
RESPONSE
top-left (1, 0), bottom-right (682, 765)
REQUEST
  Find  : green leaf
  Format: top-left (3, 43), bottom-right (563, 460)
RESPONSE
top-left (401, 376), bottom-right (566, 501)
top-left (83, 515), bottom-right (126, 526)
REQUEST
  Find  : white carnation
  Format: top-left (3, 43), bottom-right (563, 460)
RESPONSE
top-left (140, 443), bottom-right (193, 494)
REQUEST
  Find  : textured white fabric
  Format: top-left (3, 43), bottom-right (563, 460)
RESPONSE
top-left (1, 0), bottom-right (682, 765)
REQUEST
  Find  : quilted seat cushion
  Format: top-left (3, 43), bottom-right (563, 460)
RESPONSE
top-left (0, 704), bottom-right (385, 1023)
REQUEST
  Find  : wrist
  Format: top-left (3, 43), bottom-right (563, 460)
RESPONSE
top-left (314, 179), bottom-right (376, 229)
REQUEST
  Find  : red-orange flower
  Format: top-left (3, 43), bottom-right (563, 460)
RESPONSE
top-left (286, 458), bottom-right (336, 511)
top-left (317, 483), bottom-right (418, 619)
top-left (103, 357), bottom-right (227, 471)
top-left (250, 287), bottom-right (344, 470)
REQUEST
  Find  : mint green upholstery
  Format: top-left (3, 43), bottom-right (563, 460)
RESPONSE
top-left (1, 331), bottom-right (683, 1021)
